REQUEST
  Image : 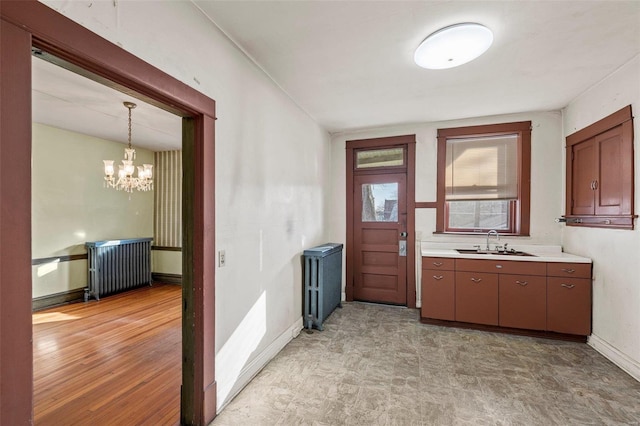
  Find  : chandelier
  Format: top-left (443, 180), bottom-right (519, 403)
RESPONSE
top-left (103, 101), bottom-right (153, 193)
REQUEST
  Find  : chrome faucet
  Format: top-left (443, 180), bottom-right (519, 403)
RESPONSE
top-left (486, 230), bottom-right (499, 251)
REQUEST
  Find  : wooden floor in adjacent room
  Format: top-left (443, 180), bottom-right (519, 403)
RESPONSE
top-left (33, 283), bottom-right (181, 426)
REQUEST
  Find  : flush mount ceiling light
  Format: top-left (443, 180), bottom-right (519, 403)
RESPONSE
top-left (414, 23), bottom-right (493, 70)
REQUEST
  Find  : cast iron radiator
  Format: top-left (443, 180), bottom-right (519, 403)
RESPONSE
top-left (85, 237), bottom-right (153, 301)
top-left (303, 243), bottom-right (343, 331)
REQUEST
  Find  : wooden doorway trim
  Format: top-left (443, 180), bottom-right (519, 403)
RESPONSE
top-left (345, 134), bottom-right (416, 308)
top-left (0, 2), bottom-right (216, 424)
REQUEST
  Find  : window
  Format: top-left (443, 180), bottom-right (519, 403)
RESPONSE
top-left (355, 147), bottom-right (405, 169)
top-left (436, 121), bottom-right (531, 235)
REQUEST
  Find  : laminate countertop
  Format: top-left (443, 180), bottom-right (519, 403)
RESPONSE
top-left (421, 243), bottom-right (591, 263)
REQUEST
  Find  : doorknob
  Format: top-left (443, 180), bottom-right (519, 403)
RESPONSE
top-left (400, 232), bottom-right (408, 238)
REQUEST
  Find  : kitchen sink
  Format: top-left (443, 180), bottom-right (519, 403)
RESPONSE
top-left (455, 249), bottom-right (536, 257)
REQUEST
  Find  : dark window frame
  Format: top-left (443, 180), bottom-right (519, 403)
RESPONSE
top-left (436, 121), bottom-right (532, 236)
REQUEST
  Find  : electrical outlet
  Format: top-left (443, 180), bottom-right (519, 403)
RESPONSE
top-left (218, 250), bottom-right (226, 267)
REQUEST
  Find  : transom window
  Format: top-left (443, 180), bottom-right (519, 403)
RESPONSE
top-left (355, 147), bottom-right (405, 169)
top-left (436, 121), bottom-right (531, 235)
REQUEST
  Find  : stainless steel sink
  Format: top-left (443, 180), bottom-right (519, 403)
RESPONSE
top-left (455, 249), bottom-right (536, 257)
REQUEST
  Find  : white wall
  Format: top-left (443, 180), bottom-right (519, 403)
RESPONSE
top-left (562, 54), bottom-right (640, 380)
top-left (328, 111), bottom-right (565, 291)
top-left (39, 0), bottom-right (331, 409)
top-left (32, 123), bottom-right (154, 298)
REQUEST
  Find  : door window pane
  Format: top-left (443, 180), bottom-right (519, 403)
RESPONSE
top-left (356, 148), bottom-right (404, 169)
top-left (362, 183), bottom-right (398, 222)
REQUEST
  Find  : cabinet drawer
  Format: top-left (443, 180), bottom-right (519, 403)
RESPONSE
top-left (499, 275), bottom-right (546, 330)
top-left (456, 258), bottom-right (546, 276)
top-left (547, 277), bottom-right (592, 335)
top-left (422, 257), bottom-right (455, 271)
top-left (455, 271), bottom-right (498, 326)
top-left (546, 262), bottom-right (591, 279)
top-left (421, 271), bottom-right (455, 321)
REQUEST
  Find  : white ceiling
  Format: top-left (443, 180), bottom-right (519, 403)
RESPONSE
top-left (195, 0), bottom-right (640, 133)
top-left (31, 1), bottom-right (640, 147)
top-left (32, 57), bottom-right (182, 151)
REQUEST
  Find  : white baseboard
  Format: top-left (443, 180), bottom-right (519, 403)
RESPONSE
top-left (217, 316), bottom-right (303, 411)
top-left (588, 334), bottom-right (640, 382)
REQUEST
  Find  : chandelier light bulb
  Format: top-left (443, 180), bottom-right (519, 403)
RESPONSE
top-left (103, 160), bottom-right (114, 177)
top-left (414, 23), bottom-right (493, 70)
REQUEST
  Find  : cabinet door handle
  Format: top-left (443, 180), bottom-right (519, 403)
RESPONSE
top-left (561, 283), bottom-right (575, 289)
top-left (495, 265), bottom-right (503, 269)
top-left (433, 262), bottom-right (443, 267)
top-left (516, 280), bottom-right (528, 286)
top-left (470, 277), bottom-right (482, 283)
top-left (561, 268), bottom-right (575, 274)
top-left (593, 180), bottom-right (598, 190)
top-left (590, 180), bottom-right (594, 190)
top-left (433, 275), bottom-right (444, 280)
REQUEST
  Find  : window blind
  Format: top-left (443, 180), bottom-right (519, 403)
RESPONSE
top-left (445, 134), bottom-right (518, 200)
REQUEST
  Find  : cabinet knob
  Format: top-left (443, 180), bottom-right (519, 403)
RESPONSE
top-left (470, 277), bottom-right (482, 283)
top-left (561, 283), bottom-right (575, 289)
top-left (433, 262), bottom-right (443, 267)
top-left (516, 280), bottom-right (528, 286)
top-left (561, 268), bottom-right (575, 274)
top-left (433, 275), bottom-right (444, 280)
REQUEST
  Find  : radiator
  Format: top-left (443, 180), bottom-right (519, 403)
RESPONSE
top-left (85, 237), bottom-right (153, 301)
top-left (303, 243), bottom-right (343, 331)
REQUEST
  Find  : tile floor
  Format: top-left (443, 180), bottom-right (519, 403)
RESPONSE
top-left (211, 302), bottom-right (640, 425)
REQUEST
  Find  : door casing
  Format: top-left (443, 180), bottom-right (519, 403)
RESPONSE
top-left (0, 2), bottom-right (216, 424)
top-left (345, 135), bottom-right (416, 308)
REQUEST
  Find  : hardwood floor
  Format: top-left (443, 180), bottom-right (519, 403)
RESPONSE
top-left (33, 284), bottom-right (181, 425)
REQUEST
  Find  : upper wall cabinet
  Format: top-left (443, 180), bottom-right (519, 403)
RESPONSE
top-left (565, 105), bottom-right (636, 229)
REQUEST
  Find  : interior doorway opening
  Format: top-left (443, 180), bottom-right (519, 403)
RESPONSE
top-left (1, 2), bottom-right (216, 424)
top-left (31, 50), bottom-right (184, 423)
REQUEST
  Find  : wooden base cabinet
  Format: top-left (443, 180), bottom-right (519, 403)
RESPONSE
top-left (421, 256), bottom-right (592, 338)
top-left (421, 258), bottom-right (455, 320)
top-left (422, 271), bottom-right (454, 320)
top-left (499, 275), bottom-right (546, 330)
top-left (455, 271), bottom-right (498, 326)
top-left (547, 262), bottom-right (592, 335)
